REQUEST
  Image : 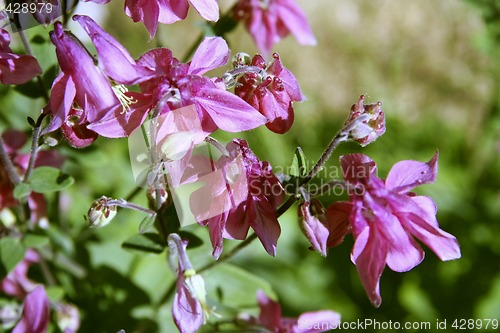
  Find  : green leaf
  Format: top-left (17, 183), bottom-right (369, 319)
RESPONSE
top-left (203, 263), bottom-right (276, 314)
top-left (13, 183), bottom-right (31, 199)
top-left (46, 286), bottom-right (65, 302)
top-left (0, 238), bottom-right (26, 279)
top-left (177, 231), bottom-right (204, 249)
top-left (290, 146), bottom-right (308, 177)
top-left (29, 166), bottom-right (74, 193)
top-left (139, 215), bottom-right (156, 234)
top-left (22, 234), bottom-right (50, 249)
top-left (122, 233), bottom-right (166, 254)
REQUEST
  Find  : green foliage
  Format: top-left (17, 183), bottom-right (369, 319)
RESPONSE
top-left (29, 166), bottom-right (74, 193)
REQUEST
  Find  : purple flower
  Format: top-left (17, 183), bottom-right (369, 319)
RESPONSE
top-left (12, 285), bottom-right (50, 333)
top-left (135, 37), bottom-right (267, 134)
top-left (46, 16), bottom-right (154, 146)
top-left (192, 139), bottom-right (284, 258)
top-left (0, 28), bottom-right (42, 85)
top-left (234, 0), bottom-right (316, 57)
top-left (327, 152), bottom-right (461, 307)
top-left (235, 53), bottom-right (304, 134)
top-left (246, 290), bottom-right (340, 333)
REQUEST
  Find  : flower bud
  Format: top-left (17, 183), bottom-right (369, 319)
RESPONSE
top-left (87, 196), bottom-right (117, 228)
top-left (344, 95), bottom-right (385, 147)
top-left (298, 200), bottom-right (330, 256)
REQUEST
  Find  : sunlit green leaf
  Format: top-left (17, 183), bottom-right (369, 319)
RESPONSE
top-left (0, 238), bottom-right (26, 278)
top-left (29, 166), bottom-right (74, 193)
top-left (13, 182), bottom-right (31, 199)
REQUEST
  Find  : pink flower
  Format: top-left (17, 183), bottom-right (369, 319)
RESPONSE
top-left (0, 130), bottom-right (64, 224)
top-left (343, 95), bottom-right (385, 147)
top-left (235, 53), bottom-right (304, 134)
top-left (234, 0), bottom-right (316, 57)
top-left (327, 152), bottom-right (461, 307)
top-left (46, 16), bottom-right (154, 146)
top-left (192, 139), bottom-right (284, 258)
top-left (12, 285), bottom-right (50, 333)
top-left (246, 290), bottom-right (341, 333)
top-left (0, 28), bottom-right (42, 85)
top-left (135, 37), bottom-right (267, 134)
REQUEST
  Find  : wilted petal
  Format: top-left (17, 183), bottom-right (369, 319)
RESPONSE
top-left (385, 151), bottom-right (438, 194)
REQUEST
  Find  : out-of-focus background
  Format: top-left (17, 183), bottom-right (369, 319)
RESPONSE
top-left (1, 0), bottom-right (499, 332)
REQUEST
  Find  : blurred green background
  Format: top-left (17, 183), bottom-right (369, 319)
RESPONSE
top-left (1, 0), bottom-right (499, 332)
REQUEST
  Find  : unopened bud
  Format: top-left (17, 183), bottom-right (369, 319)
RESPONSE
top-left (344, 95), bottom-right (385, 147)
top-left (232, 52), bottom-right (251, 69)
top-left (147, 185), bottom-right (169, 210)
top-left (87, 196), bottom-right (117, 228)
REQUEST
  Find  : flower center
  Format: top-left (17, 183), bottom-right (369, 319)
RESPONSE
top-left (112, 84), bottom-right (138, 114)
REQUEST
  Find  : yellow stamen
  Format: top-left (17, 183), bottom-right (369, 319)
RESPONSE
top-left (112, 84), bottom-right (138, 114)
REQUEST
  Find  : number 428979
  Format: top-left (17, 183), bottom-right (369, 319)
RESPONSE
top-left (4, 2), bottom-right (54, 14)
top-left (452, 319), bottom-right (499, 330)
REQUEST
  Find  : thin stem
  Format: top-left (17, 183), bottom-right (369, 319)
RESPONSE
top-left (205, 136), bottom-right (229, 156)
top-left (0, 135), bottom-right (21, 185)
top-left (24, 114), bottom-right (47, 182)
top-left (107, 199), bottom-right (157, 216)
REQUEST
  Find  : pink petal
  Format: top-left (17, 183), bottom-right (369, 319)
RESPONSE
top-left (45, 73), bottom-right (75, 134)
top-left (385, 151), bottom-right (438, 193)
top-left (248, 196), bottom-right (281, 256)
top-left (276, 0), bottom-right (317, 46)
top-left (353, 227), bottom-right (388, 308)
top-left (157, 0), bottom-right (189, 24)
top-left (260, 88), bottom-right (294, 134)
top-left (404, 213), bottom-right (461, 261)
top-left (188, 0), bottom-right (219, 21)
top-left (0, 53), bottom-right (42, 85)
top-left (74, 15), bottom-right (155, 85)
top-left (340, 154), bottom-right (377, 183)
top-left (188, 37), bottom-right (229, 75)
top-left (295, 311), bottom-right (341, 333)
top-left (172, 274), bottom-right (204, 333)
top-left (87, 92), bottom-right (150, 137)
top-left (257, 290), bottom-right (282, 329)
top-left (325, 201), bottom-right (352, 247)
top-left (299, 202), bottom-right (329, 256)
top-left (195, 88), bottom-right (267, 132)
top-left (12, 286), bottom-right (50, 333)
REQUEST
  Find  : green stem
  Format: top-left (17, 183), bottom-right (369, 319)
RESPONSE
top-left (0, 135), bottom-right (21, 185)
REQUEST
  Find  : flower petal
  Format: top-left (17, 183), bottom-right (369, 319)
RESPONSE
top-left (353, 227), bottom-right (387, 308)
top-left (172, 274), bottom-right (204, 333)
top-left (12, 286), bottom-right (50, 333)
top-left (188, 0), bottom-right (219, 22)
top-left (385, 151), bottom-right (438, 193)
top-left (325, 201), bottom-right (352, 247)
top-left (195, 88), bottom-right (267, 132)
top-left (295, 310), bottom-right (342, 333)
top-left (276, 0), bottom-right (317, 46)
top-left (247, 196), bottom-right (281, 256)
top-left (340, 154), bottom-right (377, 184)
top-left (74, 15), bottom-right (155, 85)
top-left (188, 37), bottom-right (229, 75)
top-left (256, 290), bottom-right (282, 329)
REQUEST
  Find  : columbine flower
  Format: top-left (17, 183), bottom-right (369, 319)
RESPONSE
top-left (0, 28), bottom-right (42, 85)
top-left (192, 139), bottom-right (284, 258)
top-left (234, 53), bottom-right (304, 134)
top-left (135, 37), bottom-right (267, 134)
top-left (0, 130), bottom-right (64, 224)
top-left (326, 152), bottom-right (461, 307)
top-left (46, 16), bottom-right (154, 147)
top-left (241, 290), bottom-right (340, 333)
top-left (342, 95), bottom-right (385, 147)
top-left (12, 286), bottom-right (50, 333)
top-left (234, 0), bottom-right (316, 57)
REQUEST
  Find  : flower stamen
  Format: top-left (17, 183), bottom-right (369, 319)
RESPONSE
top-left (112, 84), bottom-right (138, 114)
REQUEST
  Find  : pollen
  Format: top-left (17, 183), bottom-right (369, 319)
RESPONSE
top-left (112, 84), bottom-right (138, 114)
